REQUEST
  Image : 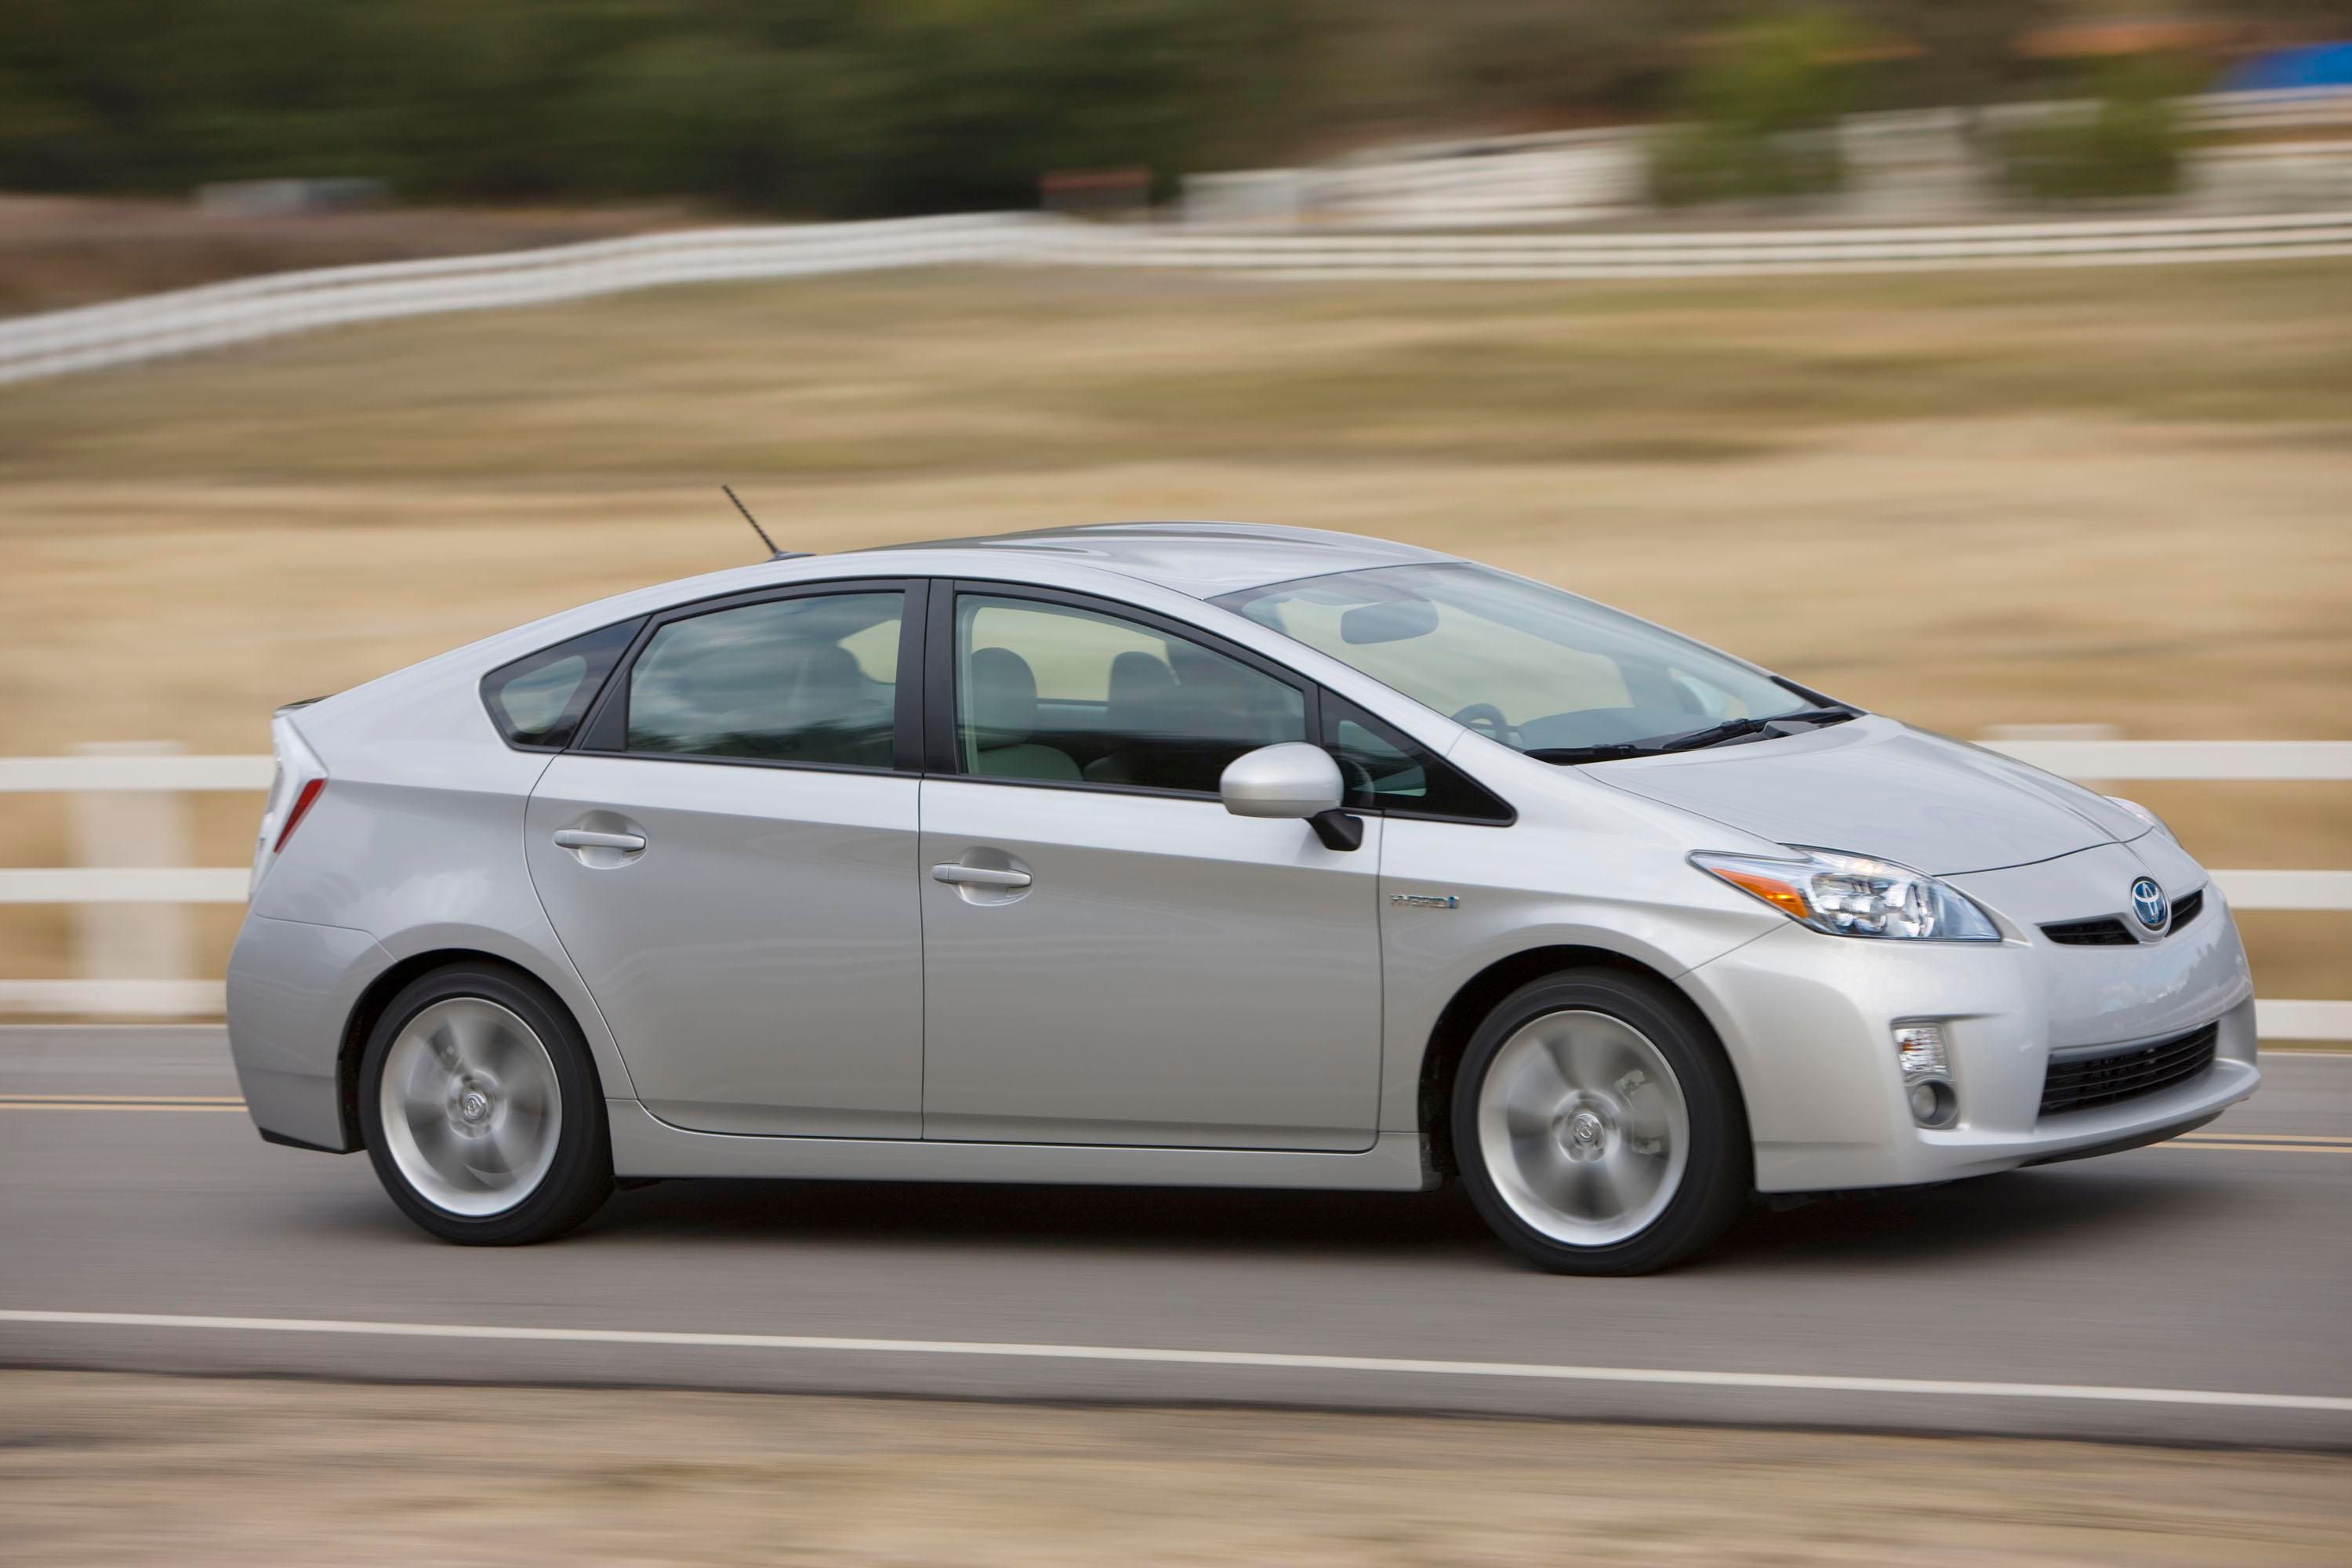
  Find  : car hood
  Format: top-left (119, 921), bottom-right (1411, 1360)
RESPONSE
top-left (1584, 717), bottom-right (2146, 876)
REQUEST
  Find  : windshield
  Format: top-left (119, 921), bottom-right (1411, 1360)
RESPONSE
top-left (1216, 563), bottom-right (1837, 759)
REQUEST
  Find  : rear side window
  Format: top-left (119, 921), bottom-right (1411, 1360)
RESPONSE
top-left (481, 619), bottom-right (643, 750)
top-left (625, 590), bottom-right (905, 768)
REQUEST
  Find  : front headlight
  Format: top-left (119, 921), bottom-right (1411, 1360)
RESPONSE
top-left (1690, 848), bottom-right (2001, 942)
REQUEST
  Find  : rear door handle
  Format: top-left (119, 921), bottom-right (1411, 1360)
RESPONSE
top-left (554, 829), bottom-right (647, 851)
top-left (931, 863), bottom-right (1031, 889)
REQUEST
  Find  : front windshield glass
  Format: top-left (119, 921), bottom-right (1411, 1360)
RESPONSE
top-left (1216, 563), bottom-right (1824, 757)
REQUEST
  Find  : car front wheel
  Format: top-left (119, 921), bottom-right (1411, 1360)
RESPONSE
top-left (1454, 970), bottom-right (1750, 1275)
top-left (358, 964), bottom-right (612, 1245)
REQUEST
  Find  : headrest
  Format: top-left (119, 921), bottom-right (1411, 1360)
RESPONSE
top-left (967, 646), bottom-right (1040, 745)
top-left (1106, 649), bottom-right (1177, 723)
top-left (787, 643), bottom-right (862, 714)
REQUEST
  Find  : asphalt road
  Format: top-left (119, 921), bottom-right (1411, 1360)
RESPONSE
top-left (4, 1027), bottom-right (2347, 1446)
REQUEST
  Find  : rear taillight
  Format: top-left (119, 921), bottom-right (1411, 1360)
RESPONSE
top-left (275, 776), bottom-right (325, 851)
top-left (251, 714), bottom-right (328, 896)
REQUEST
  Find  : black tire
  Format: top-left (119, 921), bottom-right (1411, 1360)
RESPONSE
top-left (358, 963), bottom-right (612, 1245)
top-left (1452, 969), bottom-right (1750, 1276)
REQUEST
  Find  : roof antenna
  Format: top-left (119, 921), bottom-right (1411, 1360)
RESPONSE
top-left (723, 484), bottom-right (803, 560)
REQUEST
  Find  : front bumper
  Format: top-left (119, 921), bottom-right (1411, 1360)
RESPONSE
top-left (1685, 841), bottom-right (2259, 1193)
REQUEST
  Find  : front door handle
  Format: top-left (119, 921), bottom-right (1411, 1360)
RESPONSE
top-left (555, 829), bottom-right (647, 852)
top-left (931, 863), bottom-right (1031, 889)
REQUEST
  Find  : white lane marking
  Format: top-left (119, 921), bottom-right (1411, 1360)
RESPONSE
top-left (2, 1310), bottom-right (2347, 1414)
top-left (0, 1102), bottom-right (245, 1112)
top-left (2162, 1141), bottom-right (2351, 1156)
top-left (2176, 1131), bottom-right (2352, 1147)
top-left (0, 1025), bottom-right (227, 1034)
top-left (0, 1094), bottom-right (242, 1102)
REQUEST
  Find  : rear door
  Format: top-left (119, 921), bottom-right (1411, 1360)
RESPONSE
top-left (525, 579), bottom-right (925, 1138)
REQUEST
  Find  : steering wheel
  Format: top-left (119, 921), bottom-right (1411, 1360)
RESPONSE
top-left (1450, 702), bottom-right (1514, 743)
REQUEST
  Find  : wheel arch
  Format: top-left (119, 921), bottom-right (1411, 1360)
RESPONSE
top-left (1414, 944), bottom-right (1744, 1181)
top-left (336, 948), bottom-right (601, 1152)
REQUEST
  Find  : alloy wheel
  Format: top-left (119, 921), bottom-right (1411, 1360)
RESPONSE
top-left (1474, 1007), bottom-right (1691, 1247)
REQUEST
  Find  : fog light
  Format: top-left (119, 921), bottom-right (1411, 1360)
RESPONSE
top-left (1893, 1022), bottom-right (1958, 1127)
top-left (1907, 1079), bottom-right (1958, 1127)
top-left (1893, 1022), bottom-right (1950, 1080)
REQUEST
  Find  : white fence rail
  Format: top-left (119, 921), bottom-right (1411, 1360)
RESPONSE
top-left (0, 213), bottom-right (1047, 387)
top-left (1053, 209), bottom-right (2352, 278)
top-left (1982, 739), bottom-right (2352, 781)
top-left (6, 205), bottom-right (2352, 386)
top-left (2181, 86), bottom-right (2352, 132)
top-left (0, 742), bottom-right (2343, 1035)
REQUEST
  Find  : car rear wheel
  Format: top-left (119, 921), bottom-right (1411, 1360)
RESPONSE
top-left (1454, 970), bottom-right (1749, 1275)
top-left (359, 964), bottom-right (612, 1245)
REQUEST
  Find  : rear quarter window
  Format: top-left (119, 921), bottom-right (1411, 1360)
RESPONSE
top-left (480, 618), bottom-right (643, 750)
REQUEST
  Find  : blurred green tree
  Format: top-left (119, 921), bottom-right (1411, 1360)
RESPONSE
top-left (0, 2), bottom-right (2329, 216)
top-left (1998, 56), bottom-right (2192, 202)
top-left (0, 0), bottom-right (1286, 213)
top-left (1647, 9), bottom-right (1857, 207)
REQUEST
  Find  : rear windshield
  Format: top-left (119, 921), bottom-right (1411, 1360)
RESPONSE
top-left (480, 618), bottom-right (643, 750)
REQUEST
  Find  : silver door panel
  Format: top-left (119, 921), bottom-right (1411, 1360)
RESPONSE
top-left (919, 779), bottom-right (1384, 1150)
top-left (527, 753), bottom-right (922, 1137)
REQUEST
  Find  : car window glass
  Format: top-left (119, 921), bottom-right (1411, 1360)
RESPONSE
top-left (1218, 563), bottom-right (1807, 756)
top-left (626, 591), bottom-right (902, 766)
top-left (1324, 699), bottom-right (1511, 822)
top-left (504, 656), bottom-right (586, 732)
top-left (480, 618), bottom-right (642, 750)
top-left (1272, 590), bottom-right (1632, 718)
top-left (956, 595), bottom-right (1305, 793)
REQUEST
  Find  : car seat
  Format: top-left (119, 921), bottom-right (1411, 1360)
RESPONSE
top-left (967, 647), bottom-right (1081, 781)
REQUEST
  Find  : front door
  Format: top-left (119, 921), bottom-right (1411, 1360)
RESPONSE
top-left (919, 587), bottom-right (1384, 1150)
top-left (527, 583), bottom-right (924, 1138)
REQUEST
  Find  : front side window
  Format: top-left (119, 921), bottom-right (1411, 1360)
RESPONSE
top-left (481, 618), bottom-right (643, 750)
top-left (1323, 697), bottom-right (1511, 822)
top-left (956, 594), bottom-right (1305, 793)
top-left (1218, 563), bottom-right (1828, 760)
top-left (626, 591), bottom-right (902, 767)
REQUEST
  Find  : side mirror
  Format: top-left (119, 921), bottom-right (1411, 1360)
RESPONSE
top-left (1221, 743), bottom-right (1342, 818)
top-left (1219, 743), bottom-right (1362, 851)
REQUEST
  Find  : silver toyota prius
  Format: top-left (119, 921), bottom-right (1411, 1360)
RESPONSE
top-left (227, 522), bottom-right (2258, 1273)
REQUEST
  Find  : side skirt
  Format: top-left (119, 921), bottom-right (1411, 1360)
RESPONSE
top-left (606, 1101), bottom-right (1437, 1192)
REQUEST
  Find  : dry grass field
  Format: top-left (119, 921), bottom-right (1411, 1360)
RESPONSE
top-left (0, 260), bottom-right (2346, 1006)
top-left (5, 1370), bottom-right (2348, 1566)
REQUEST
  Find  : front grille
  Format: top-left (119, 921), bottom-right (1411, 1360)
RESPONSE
top-left (2041, 886), bottom-right (2209, 946)
top-left (2042, 916), bottom-right (2136, 946)
top-left (2039, 1023), bottom-right (2218, 1117)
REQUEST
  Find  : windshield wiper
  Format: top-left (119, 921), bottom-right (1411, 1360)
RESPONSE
top-left (1523, 741), bottom-right (1651, 764)
top-left (1525, 706), bottom-right (1858, 766)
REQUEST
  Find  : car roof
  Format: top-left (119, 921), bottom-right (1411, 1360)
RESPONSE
top-left (857, 521), bottom-right (1454, 598)
top-left (343, 521), bottom-right (1457, 710)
